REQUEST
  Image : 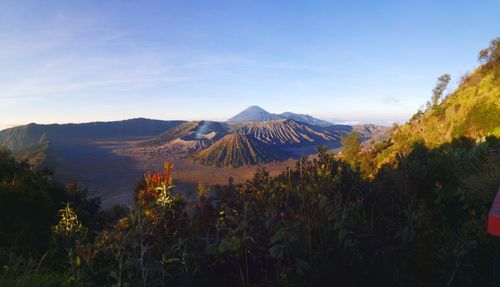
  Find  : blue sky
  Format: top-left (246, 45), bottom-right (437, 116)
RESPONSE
top-left (0, 0), bottom-right (499, 129)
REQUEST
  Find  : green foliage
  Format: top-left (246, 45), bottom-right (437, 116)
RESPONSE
top-left (478, 37), bottom-right (500, 64)
top-left (461, 101), bottom-right (500, 137)
top-left (0, 253), bottom-right (70, 287)
top-left (431, 73), bottom-right (451, 107)
top-left (370, 137), bottom-right (499, 285)
top-left (341, 132), bottom-right (361, 164)
top-left (0, 148), bottom-right (99, 253)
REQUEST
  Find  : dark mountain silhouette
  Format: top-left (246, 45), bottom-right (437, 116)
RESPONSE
top-left (0, 118), bottom-right (184, 165)
top-left (0, 118), bottom-right (184, 151)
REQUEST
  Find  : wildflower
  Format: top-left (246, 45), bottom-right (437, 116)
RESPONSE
top-left (164, 162), bottom-right (174, 187)
top-left (144, 209), bottom-right (157, 221)
top-left (156, 185), bottom-right (173, 207)
top-left (94, 231), bottom-right (110, 249)
top-left (475, 136), bottom-right (486, 143)
top-left (197, 181), bottom-right (208, 198)
top-left (52, 203), bottom-right (84, 237)
top-left (136, 162), bottom-right (175, 207)
top-left (102, 230), bottom-right (110, 240)
top-left (116, 217), bottom-right (129, 229)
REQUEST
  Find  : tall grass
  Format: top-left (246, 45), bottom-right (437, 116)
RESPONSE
top-left (0, 252), bottom-right (69, 287)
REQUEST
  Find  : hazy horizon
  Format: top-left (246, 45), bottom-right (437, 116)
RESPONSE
top-left (0, 104), bottom-right (399, 131)
top-left (1, 1), bottom-right (499, 129)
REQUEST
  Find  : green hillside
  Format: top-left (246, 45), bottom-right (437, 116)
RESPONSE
top-left (371, 38), bottom-right (500, 170)
top-left (396, 68), bottom-right (499, 147)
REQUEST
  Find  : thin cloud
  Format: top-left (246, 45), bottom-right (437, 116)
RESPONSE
top-left (0, 15), bottom-right (255, 102)
top-left (382, 96), bottom-right (400, 105)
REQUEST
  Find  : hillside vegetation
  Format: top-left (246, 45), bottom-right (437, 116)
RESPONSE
top-left (396, 63), bottom-right (499, 147)
top-left (365, 39), bottom-right (500, 172)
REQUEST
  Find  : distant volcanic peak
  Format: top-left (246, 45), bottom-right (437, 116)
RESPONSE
top-left (246, 105), bottom-right (266, 111)
top-left (227, 105), bottom-right (281, 122)
top-left (228, 105), bottom-right (332, 127)
top-left (240, 105), bottom-right (269, 114)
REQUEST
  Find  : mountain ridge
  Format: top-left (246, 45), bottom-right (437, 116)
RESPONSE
top-left (228, 105), bottom-right (332, 126)
top-left (0, 110), bottom-right (388, 168)
top-left (0, 118), bottom-right (185, 166)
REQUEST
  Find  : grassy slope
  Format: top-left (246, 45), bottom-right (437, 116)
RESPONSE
top-left (403, 63), bottom-right (498, 145)
top-left (374, 58), bottom-right (500, 169)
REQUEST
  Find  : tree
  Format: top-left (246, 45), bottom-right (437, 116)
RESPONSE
top-left (431, 73), bottom-right (451, 107)
top-left (478, 37), bottom-right (500, 63)
top-left (341, 132), bottom-right (361, 164)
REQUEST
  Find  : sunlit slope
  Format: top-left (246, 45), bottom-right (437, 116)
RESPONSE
top-left (370, 46), bottom-right (500, 171)
top-left (393, 57), bottom-right (500, 149)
